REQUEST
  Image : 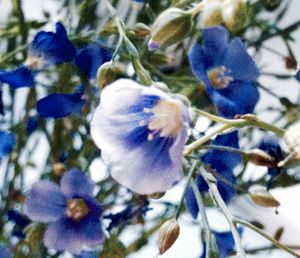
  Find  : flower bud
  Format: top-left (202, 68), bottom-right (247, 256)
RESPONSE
top-left (149, 192), bottom-right (166, 199)
top-left (249, 186), bottom-right (280, 208)
top-left (97, 61), bottom-right (116, 89)
top-left (148, 8), bottom-right (193, 50)
top-left (158, 218), bottom-right (180, 254)
top-left (53, 162), bottom-right (66, 176)
top-left (278, 122), bottom-right (300, 167)
top-left (130, 23), bottom-right (151, 38)
top-left (246, 149), bottom-right (277, 167)
top-left (222, 0), bottom-right (248, 32)
top-left (200, 2), bottom-right (223, 27)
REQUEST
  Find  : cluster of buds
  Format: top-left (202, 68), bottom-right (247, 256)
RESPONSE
top-left (200, 0), bottom-right (248, 32)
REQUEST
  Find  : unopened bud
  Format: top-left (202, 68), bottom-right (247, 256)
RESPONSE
top-left (284, 56), bottom-right (297, 70)
top-left (278, 122), bottom-right (300, 167)
top-left (200, 2), bottom-right (223, 27)
top-left (249, 186), bottom-right (280, 208)
top-left (53, 162), bottom-right (66, 176)
top-left (149, 192), bottom-right (166, 199)
top-left (222, 0), bottom-right (248, 32)
top-left (97, 61), bottom-right (116, 89)
top-left (130, 23), bottom-right (151, 38)
top-left (158, 218), bottom-right (180, 255)
top-left (148, 8), bottom-right (193, 50)
top-left (246, 149), bottom-right (277, 167)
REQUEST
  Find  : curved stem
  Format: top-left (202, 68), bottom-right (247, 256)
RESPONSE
top-left (191, 178), bottom-right (211, 258)
top-left (175, 160), bottom-right (198, 219)
top-left (235, 218), bottom-right (300, 258)
top-left (201, 169), bottom-right (246, 257)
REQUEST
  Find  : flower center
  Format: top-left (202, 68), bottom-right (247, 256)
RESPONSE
top-left (207, 66), bottom-right (233, 89)
top-left (66, 198), bottom-right (89, 221)
top-left (143, 100), bottom-right (182, 139)
top-left (24, 55), bottom-right (44, 70)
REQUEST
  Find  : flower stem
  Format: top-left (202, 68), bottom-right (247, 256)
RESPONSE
top-left (175, 160), bottom-right (198, 219)
top-left (235, 218), bottom-right (300, 258)
top-left (201, 169), bottom-right (246, 258)
top-left (185, 0), bottom-right (208, 17)
top-left (190, 178), bottom-right (211, 258)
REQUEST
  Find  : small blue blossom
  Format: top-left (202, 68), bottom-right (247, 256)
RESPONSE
top-left (7, 209), bottom-right (30, 239)
top-left (0, 23), bottom-right (76, 89)
top-left (200, 229), bottom-right (242, 258)
top-left (0, 65), bottom-right (34, 89)
top-left (91, 79), bottom-right (190, 194)
top-left (75, 44), bottom-right (112, 79)
top-left (296, 70), bottom-right (300, 82)
top-left (24, 169), bottom-right (104, 254)
top-left (26, 22), bottom-right (77, 70)
top-left (76, 251), bottom-right (98, 258)
top-left (0, 244), bottom-right (12, 258)
top-left (185, 132), bottom-right (240, 218)
top-left (37, 92), bottom-right (85, 118)
top-left (189, 26), bottom-right (260, 118)
top-left (26, 116), bottom-right (39, 135)
top-left (0, 131), bottom-right (16, 159)
top-left (257, 134), bottom-right (283, 177)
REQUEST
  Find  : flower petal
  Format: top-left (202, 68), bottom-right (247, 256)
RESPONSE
top-left (211, 81), bottom-right (259, 118)
top-left (37, 93), bottom-right (84, 118)
top-left (25, 181), bottom-right (66, 222)
top-left (28, 22), bottom-right (77, 68)
top-left (0, 65), bottom-right (34, 88)
top-left (202, 26), bottom-right (229, 69)
top-left (44, 196), bottom-right (103, 255)
top-left (223, 38), bottom-right (260, 82)
top-left (91, 79), bottom-right (189, 194)
top-left (0, 245), bottom-right (12, 258)
top-left (0, 131), bottom-right (16, 159)
top-left (60, 169), bottom-right (94, 197)
top-left (75, 44), bottom-right (112, 79)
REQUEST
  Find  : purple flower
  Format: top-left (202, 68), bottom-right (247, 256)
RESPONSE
top-left (91, 79), bottom-right (190, 194)
top-left (24, 169), bottom-right (104, 254)
top-left (185, 132), bottom-right (241, 219)
top-left (189, 26), bottom-right (260, 118)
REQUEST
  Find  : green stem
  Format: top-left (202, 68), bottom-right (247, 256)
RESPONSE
top-left (190, 178), bottom-right (211, 258)
top-left (175, 160), bottom-right (198, 219)
top-left (235, 218), bottom-right (300, 258)
top-left (201, 170), bottom-right (246, 257)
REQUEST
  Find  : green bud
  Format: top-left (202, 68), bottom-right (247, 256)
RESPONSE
top-left (222, 0), bottom-right (248, 32)
top-left (158, 218), bottom-right (180, 254)
top-left (129, 23), bottom-right (151, 38)
top-left (97, 61), bottom-right (116, 89)
top-left (200, 2), bottom-right (223, 27)
top-left (249, 186), bottom-right (280, 208)
top-left (246, 149), bottom-right (277, 167)
top-left (148, 8), bottom-right (193, 50)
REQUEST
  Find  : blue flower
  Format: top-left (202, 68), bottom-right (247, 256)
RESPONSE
top-left (76, 251), bottom-right (98, 258)
top-left (189, 26), bottom-right (260, 118)
top-left (0, 244), bottom-right (12, 258)
top-left (0, 131), bottom-right (16, 159)
top-left (0, 65), bottom-right (34, 89)
top-left (7, 209), bottom-right (30, 239)
top-left (37, 92), bottom-right (85, 118)
top-left (257, 134), bottom-right (283, 177)
top-left (26, 22), bottom-right (77, 70)
top-left (26, 116), bottom-right (38, 135)
top-left (200, 229), bottom-right (242, 258)
top-left (0, 23), bottom-right (76, 89)
top-left (296, 70), bottom-right (300, 82)
top-left (0, 89), bottom-right (4, 115)
top-left (185, 132), bottom-right (240, 219)
top-left (24, 169), bottom-right (104, 254)
top-left (91, 79), bottom-right (190, 194)
top-left (75, 44), bottom-right (112, 79)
